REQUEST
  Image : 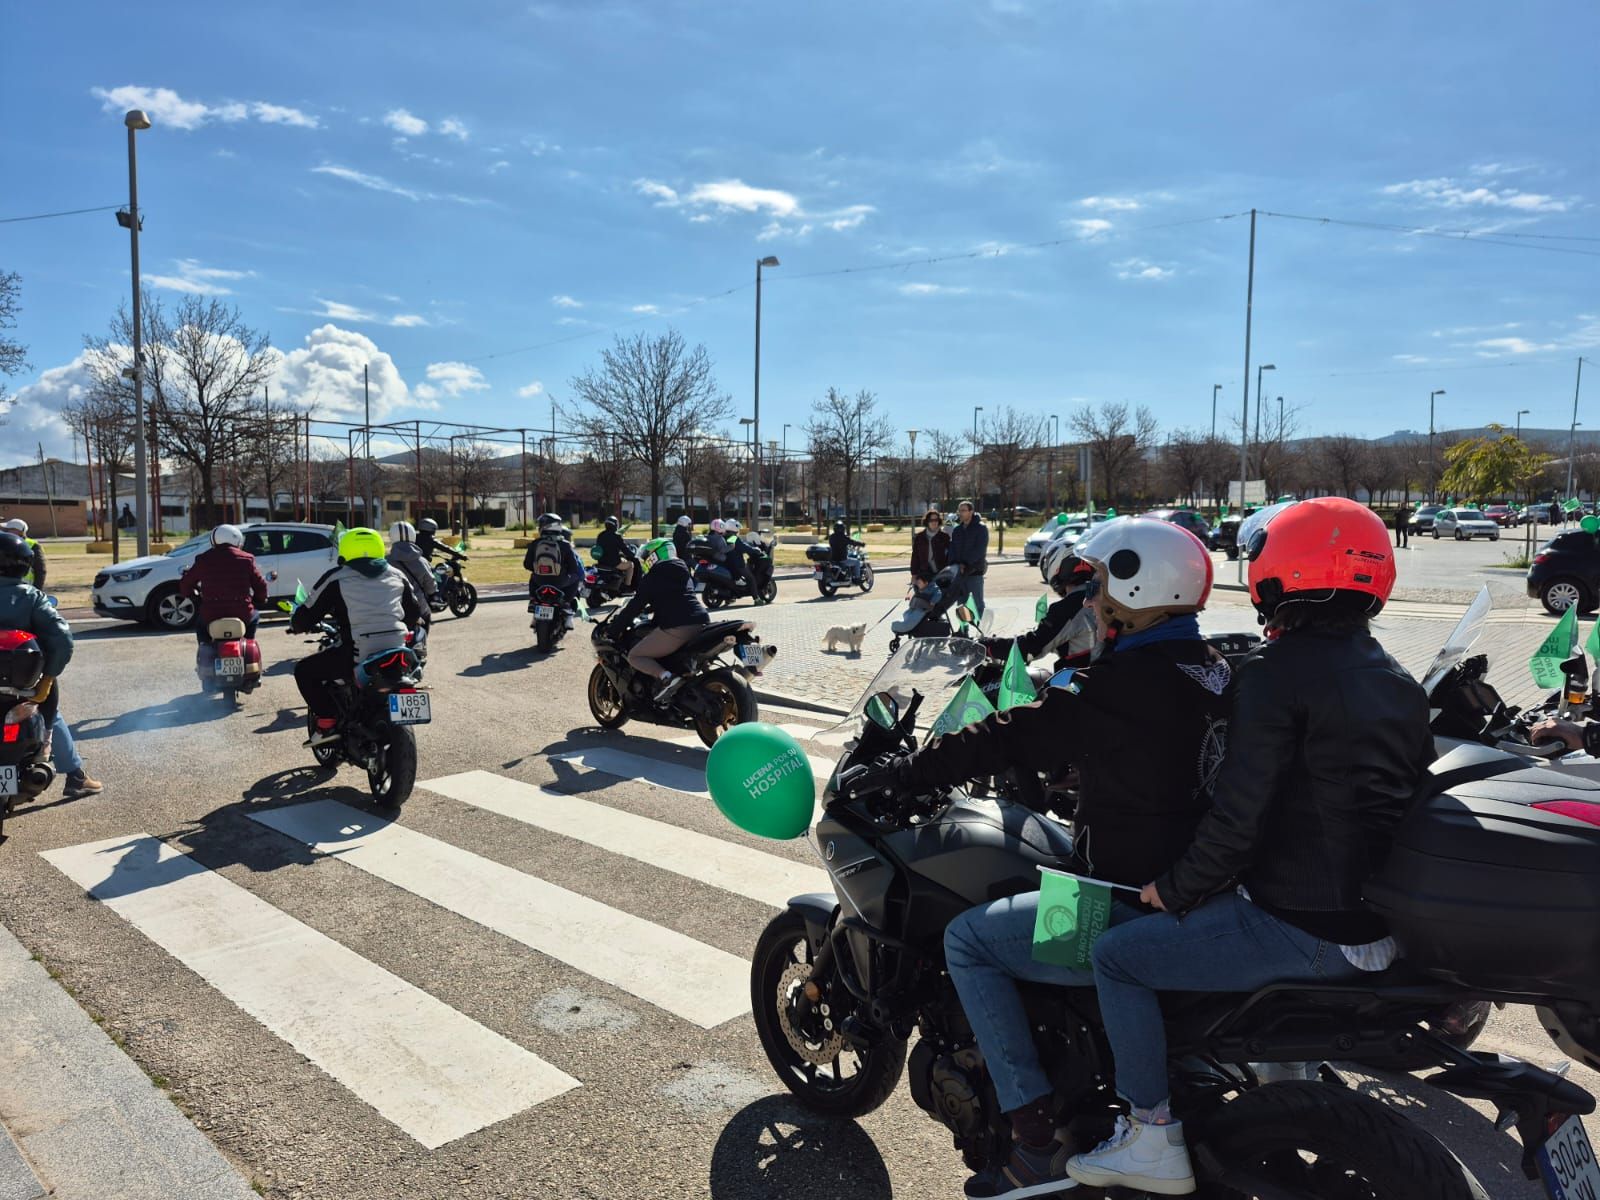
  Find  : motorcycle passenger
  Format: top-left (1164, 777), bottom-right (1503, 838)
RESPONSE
top-left (594, 515), bottom-right (637, 591)
top-left (605, 537), bottom-right (709, 704)
top-left (0, 531), bottom-right (100, 799)
top-left (2, 519), bottom-right (45, 590)
top-left (524, 514), bottom-right (585, 625)
top-left (290, 527), bottom-right (428, 743)
top-left (851, 519), bottom-right (1229, 1200)
top-left (1066, 497), bottom-right (1431, 1196)
top-left (178, 524), bottom-right (268, 643)
top-left (980, 541), bottom-right (1095, 671)
top-left (828, 519), bottom-right (865, 583)
top-left (723, 518), bottom-right (755, 595)
top-left (388, 522), bottom-right (441, 608)
top-left (672, 514), bottom-right (694, 559)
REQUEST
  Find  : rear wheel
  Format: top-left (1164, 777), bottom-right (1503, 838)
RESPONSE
top-left (817, 579), bottom-right (837, 597)
top-left (859, 564), bottom-right (875, 593)
top-left (1541, 577), bottom-right (1587, 615)
top-left (147, 585), bottom-right (196, 631)
top-left (447, 581), bottom-right (478, 618)
top-left (703, 587), bottom-right (727, 610)
top-left (535, 620), bottom-right (554, 652)
top-left (586, 663), bottom-right (629, 729)
top-left (693, 667), bottom-right (759, 747)
top-left (368, 725), bottom-right (417, 808)
top-left (750, 909), bottom-right (906, 1118)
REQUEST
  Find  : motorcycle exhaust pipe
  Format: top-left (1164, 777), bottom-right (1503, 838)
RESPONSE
top-left (23, 762), bottom-right (54, 793)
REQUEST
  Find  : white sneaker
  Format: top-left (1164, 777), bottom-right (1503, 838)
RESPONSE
top-left (1066, 1114), bottom-right (1195, 1195)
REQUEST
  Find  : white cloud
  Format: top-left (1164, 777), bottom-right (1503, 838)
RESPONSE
top-left (91, 85), bottom-right (318, 131)
top-left (634, 178), bottom-right (680, 204)
top-left (825, 205), bottom-right (873, 232)
top-left (311, 164), bottom-right (421, 202)
top-left (899, 283), bottom-right (969, 297)
top-left (1072, 218), bottom-right (1113, 240)
top-left (517, 380), bottom-right (545, 398)
top-left (144, 258), bottom-right (254, 296)
top-left (388, 314), bottom-right (428, 328)
top-left (251, 101), bottom-right (318, 128)
top-left (551, 294), bottom-right (583, 308)
top-left (214, 102), bottom-right (249, 123)
top-left (637, 175), bottom-right (870, 236)
top-left (438, 117), bottom-right (469, 141)
top-left (421, 361), bottom-right (488, 397)
top-left (1078, 195), bottom-right (1140, 212)
top-left (685, 179), bottom-right (800, 217)
top-left (1114, 257), bottom-right (1175, 282)
top-left (312, 299), bottom-right (379, 323)
top-left (489, 159), bottom-right (511, 173)
top-left (269, 325), bottom-right (417, 417)
top-left (1381, 177), bottom-right (1571, 214)
top-left (1392, 353), bottom-right (1431, 364)
top-left (3, 353), bottom-right (99, 458)
top-left (631, 304), bottom-right (660, 314)
top-left (1475, 335), bottom-right (1557, 356)
top-left (383, 108), bottom-right (429, 136)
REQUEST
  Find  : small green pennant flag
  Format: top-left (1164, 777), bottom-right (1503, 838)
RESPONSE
top-left (929, 676), bottom-right (996, 738)
top-left (999, 641), bottom-right (1037, 711)
top-left (294, 580), bottom-right (308, 607)
top-left (1032, 867), bottom-right (1123, 968)
top-left (455, 538), bottom-right (468, 552)
top-left (1530, 605), bottom-right (1579, 689)
top-left (334, 519), bottom-right (347, 541)
top-left (577, 594), bottom-right (591, 622)
top-left (1565, 497), bottom-right (1584, 512)
top-left (1035, 593), bottom-right (1050, 622)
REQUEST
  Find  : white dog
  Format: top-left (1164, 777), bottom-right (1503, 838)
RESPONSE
top-left (822, 623), bottom-right (868, 654)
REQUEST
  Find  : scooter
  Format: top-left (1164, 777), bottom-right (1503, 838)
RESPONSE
top-left (0, 629), bottom-right (56, 843)
top-left (196, 617), bottom-right (263, 705)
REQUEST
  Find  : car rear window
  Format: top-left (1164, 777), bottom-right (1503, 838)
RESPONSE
top-left (1549, 532), bottom-right (1598, 552)
top-left (1457, 510), bottom-right (1485, 520)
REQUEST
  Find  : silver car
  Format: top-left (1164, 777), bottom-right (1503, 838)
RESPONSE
top-left (1432, 508), bottom-right (1500, 542)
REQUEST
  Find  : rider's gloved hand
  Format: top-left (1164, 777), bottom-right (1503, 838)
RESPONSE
top-left (29, 674), bottom-right (54, 704)
top-left (838, 754), bottom-right (912, 801)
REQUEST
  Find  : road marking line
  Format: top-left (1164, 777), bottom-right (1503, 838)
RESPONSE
top-left (756, 702), bottom-right (844, 724)
top-left (247, 800), bottom-right (749, 1030)
top-left (552, 746), bottom-right (838, 798)
top-left (40, 834), bottom-right (577, 1149)
top-left (419, 769), bottom-right (830, 907)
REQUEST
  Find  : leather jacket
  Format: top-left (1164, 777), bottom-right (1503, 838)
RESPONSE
top-left (1154, 629), bottom-right (1434, 943)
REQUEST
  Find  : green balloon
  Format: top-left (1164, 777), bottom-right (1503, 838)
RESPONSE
top-left (706, 722), bottom-right (815, 839)
top-left (1582, 515), bottom-right (1600, 534)
top-left (1056, 513), bottom-right (1070, 525)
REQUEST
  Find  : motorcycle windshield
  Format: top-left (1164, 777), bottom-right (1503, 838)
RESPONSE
top-left (1418, 584), bottom-right (1494, 696)
top-left (836, 636), bottom-right (990, 733)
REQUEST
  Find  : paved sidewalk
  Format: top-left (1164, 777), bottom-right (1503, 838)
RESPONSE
top-left (0, 923), bottom-right (257, 1200)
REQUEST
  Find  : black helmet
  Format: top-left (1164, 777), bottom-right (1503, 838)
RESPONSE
top-left (604, 515), bottom-right (619, 530)
top-left (0, 531), bottom-right (32, 578)
top-left (417, 518), bottom-right (439, 534)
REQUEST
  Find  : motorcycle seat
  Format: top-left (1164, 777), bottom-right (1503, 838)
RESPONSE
top-left (208, 617), bottom-right (247, 640)
top-left (680, 621), bottom-right (753, 654)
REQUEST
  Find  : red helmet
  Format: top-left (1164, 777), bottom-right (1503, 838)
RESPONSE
top-left (1246, 497), bottom-right (1396, 617)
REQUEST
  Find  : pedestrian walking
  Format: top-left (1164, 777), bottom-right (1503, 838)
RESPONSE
top-left (948, 500), bottom-right (990, 614)
top-left (1393, 502), bottom-right (1410, 549)
top-left (909, 509), bottom-right (950, 579)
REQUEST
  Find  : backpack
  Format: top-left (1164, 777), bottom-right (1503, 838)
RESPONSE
top-left (530, 534), bottom-right (565, 577)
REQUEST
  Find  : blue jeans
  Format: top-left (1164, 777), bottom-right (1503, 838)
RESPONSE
top-left (944, 890), bottom-right (1141, 1113)
top-left (951, 571), bottom-right (986, 616)
top-left (1091, 891), bottom-right (1365, 1109)
top-left (50, 711), bottom-right (82, 776)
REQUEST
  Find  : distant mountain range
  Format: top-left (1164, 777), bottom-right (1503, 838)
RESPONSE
top-left (1369, 426), bottom-right (1595, 447)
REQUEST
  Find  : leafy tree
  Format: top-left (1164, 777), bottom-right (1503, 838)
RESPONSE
top-left (1440, 425), bottom-right (1552, 503)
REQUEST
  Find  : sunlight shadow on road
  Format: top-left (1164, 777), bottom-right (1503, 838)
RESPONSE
top-left (709, 1095), bottom-right (890, 1200)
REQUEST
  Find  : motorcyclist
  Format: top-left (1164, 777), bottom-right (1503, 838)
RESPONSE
top-left (0, 530), bottom-right (99, 799)
top-left (290, 527), bottom-right (428, 744)
top-left (1066, 497), bottom-right (1431, 1195)
top-left (388, 522), bottom-right (441, 608)
top-left (722, 518), bottom-right (756, 595)
top-left (178, 524), bottom-right (268, 643)
top-left (1, 519), bottom-right (45, 590)
top-left (979, 540), bottom-right (1095, 671)
top-left (846, 519), bottom-right (1230, 1199)
top-left (672, 514), bottom-right (694, 559)
top-left (827, 519), bottom-right (865, 583)
top-left (523, 513), bottom-right (585, 626)
top-left (413, 517), bottom-right (442, 559)
top-left (605, 537), bottom-right (709, 704)
top-left (594, 515), bottom-right (637, 591)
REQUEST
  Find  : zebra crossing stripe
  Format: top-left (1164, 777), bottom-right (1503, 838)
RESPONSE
top-left (40, 834), bottom-right (578, 1149)
top-left (419, 769), bottom-right (830, 907)
top-left (247, 800), bottom-right (749, 1030)
top-left (552, 746), bottom-right (838, 799)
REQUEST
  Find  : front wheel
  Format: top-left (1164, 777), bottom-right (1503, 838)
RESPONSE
top-left (147, 585), bottom-right (197, 631)
top-left (859, 564), bottom-right (875, 593)
top-left (368, 725), bottom-right (417, 807)
top-left (1198, 1080), bottom-right (1487, 1199)
top-left (1432, 529), bottom-right (1440, 539)
top-left (586, 663), bottom-right (629, 729)
top-left (692, 667), bottom-right (759, 747)
top-left (759, 578), bottom-right (778, 605)
top-left (750, 909), bottom-right (906, 1118)
top-left (447, 581), bottom-right (478, 618)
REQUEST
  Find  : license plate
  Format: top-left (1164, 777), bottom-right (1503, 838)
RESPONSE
top-left (533, 605), bottom-right (556, 621)
top-left (0, 765), bottom-right (15, 797)
top-left (216, 656), bottom-right (245, 676)
top-left (388, 692), bottom-right (432, 725)
top-left (1540, 1115), bottom-right (1600, 1200)
top-left (738, 643), bottom-right (764, 666)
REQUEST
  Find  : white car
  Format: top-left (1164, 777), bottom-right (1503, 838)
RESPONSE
top-left (93, 523), bottom-right (340, 630)
top-left (1023, 521), bottom-right (1062, 565)
top-left (1431, 508), bottom-right (1500, 542)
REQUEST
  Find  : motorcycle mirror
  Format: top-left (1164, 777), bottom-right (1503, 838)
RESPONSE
top-left (864, 692), bottom-right (899, 730)
top-left (44, 595), bottom-right (58, 608)
top-left (1048, 667), bottom-right (1078, 691)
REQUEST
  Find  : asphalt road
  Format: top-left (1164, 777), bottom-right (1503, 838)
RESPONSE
top-left (0, 557), bottom-right (1591, 1200)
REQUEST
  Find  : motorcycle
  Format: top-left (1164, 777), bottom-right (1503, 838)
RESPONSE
top-left (195, 616), bottom-right (263, 705)
top-left (297, 619), bottom-right (429, 807)
top-left (586, 540), bottom-right (641, 606)
top-left (808, 544), bottom-right (874, 597)
top-left (743, 643), bottom-right (1600, 1198)
top-left (430, 548), bottom-right (478, 618)
top-left (585, 608), bottom-right (774, 747)
top-left (0, 628), bottom-right (56, 843)
top-left (529, 583), bottom-right (580, 653)
top-left (692, 533), bottom-right (779, 608)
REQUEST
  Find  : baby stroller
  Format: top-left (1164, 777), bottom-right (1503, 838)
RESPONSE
top-left (887, 564), bottom-right (965, 654)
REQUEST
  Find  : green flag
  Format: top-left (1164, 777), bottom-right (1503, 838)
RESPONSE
top-left (1032, 867), bottom-right (1125, 968)
top-left (294, 580), bottom-right (308, 607)
top-left (929, 676), bottom-right (996, 738)
top-left (334, 519), bottom-right (347, 541)
top-left (1530, 605), bottom-right (1579, 689)
top-left (1219, 502), bottom-right (1230, 517)
top-left (1565, 497), bottom-right (1584, 512)
top-left (1035, 593), bottom-right (1050, 623)
top-left (999, 641), bottom-right (1037, 711)
top-left (455, 538), bottom-right (468, 552)
top-left (576, 594), bottom-right (591, 622)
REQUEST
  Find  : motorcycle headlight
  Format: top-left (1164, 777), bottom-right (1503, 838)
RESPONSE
top-left (109, 567), bottom-right (152, 583)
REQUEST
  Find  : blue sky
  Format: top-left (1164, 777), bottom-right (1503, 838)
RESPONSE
top-left (3, 0), bottom-right (1596, 463)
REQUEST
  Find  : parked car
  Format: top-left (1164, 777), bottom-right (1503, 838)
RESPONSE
top-left (1140, 508), bottom-right (1214, 544)
top-left (1520, 503), bottom-right (1559, 525)
top-left (1212, 514), bottom-right (1243, 559)
top-left (1408, 504), bottom-right (1444, 532)
top-left (1431, 508), bottom-right (1500, 542)
top-left (1529, 529), bottom-right (1600, 614)
top-left (93, 523), bottom-right (340, 630)
top-left (1023, 520), bottom-right (1062, 566)
top-left (1483, 504), bottom-right (1514, 527)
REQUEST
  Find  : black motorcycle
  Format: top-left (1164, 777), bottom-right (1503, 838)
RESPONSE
top-left (689, 535), bottom-right (779, 609)
top-left (586, 609), bottom-right (773, 747)
top-left (529, 583), bottom-right (579, 653)
top-left (298, 620), bottom-right (429, 807)
top-left (747, 681), bottom-right (1600, 1198)
top-left (0, 629), bottom-right (56, 843)
top-left (429, 547), bottom-right (478, 618)
top-left (808, 544), bottom-right (874, 597)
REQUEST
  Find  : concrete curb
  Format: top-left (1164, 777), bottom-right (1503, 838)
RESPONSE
top-left (753, 689), bottom-right (850, 718)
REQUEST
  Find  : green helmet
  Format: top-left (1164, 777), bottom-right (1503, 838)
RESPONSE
top-left (638, 537), bottom-right (674, 572)
top-left (338, 526), bottom-right (386, 562)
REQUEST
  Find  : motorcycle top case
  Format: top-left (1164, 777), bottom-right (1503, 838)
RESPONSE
top-left (0, 637), bottom-right (44, 691)
top-left (804, 544), bottom-right (833, 563)
top-left (1365, 767), bottom-right (1600, 1000)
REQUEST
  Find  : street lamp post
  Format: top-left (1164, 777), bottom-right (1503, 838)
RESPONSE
top-left (122, 109), bottom-right (153, 556)
top-left (972, 405), bottom-right (984, 501)
top-left (906, 428), bottom-right (919, 519)
top-left (1047, 414), bottom-right (1060, 513)
top-left (738, 417), bottom-right (754, 520)
top-left (1253, 363), bottom-right (1275, 466)
top-left (1516, 409), bottom-right (1531, 440)
top-left (1210, 384), bottom-right (1221, 441)
top-left (1567, 359), bottom-right (1588, 500)
top-left (1428, 389), bottom-right (1446, 503)
top-left (781, 422), bottom-right (791, 527)
top-left (752, 255), bottom-right (779, 529)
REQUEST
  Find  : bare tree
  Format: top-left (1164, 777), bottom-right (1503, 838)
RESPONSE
top-left (455, 442), bottom-right (508, 527)
top-left (805, 387), bottom-right (892, 529)
top-left (702, 442), bottom-right (748, 518)
top-left (923, 429), bottom-right (967, 512)
top-left (881, 454), bottom-right (916, 519)
top-left (1160, 430), bottom-right (1214, 507)
top-left (976, 407), bottom-right (1046, 551)
top-left (307, 447), bottom-right (348, 511)
top-left (576, 421), bottom-right (635, 519)
top-left (1316, 436), bottom-right (1369, 499)
top-left (567, 330), bottom-right (732, 534)
top-left (1070, 401), bottom-right (1158, 509)
top-left (0, 270), bottom-right (27, 412)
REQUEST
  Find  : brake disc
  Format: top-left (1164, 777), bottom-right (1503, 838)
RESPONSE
top-left (776, 962), bottom-right (845, 1066)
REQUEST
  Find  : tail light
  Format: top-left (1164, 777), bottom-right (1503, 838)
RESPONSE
top-left (1533, 553), bottom-right (1551, 564)
top-left (4, 701), bottom-right (38, 739)
top-left (0, 630), bottom-right (37, 651)
top-left (219, 640), bottom-right (242, 657)
top-left (1533, 800), bottom-right (1600, 828)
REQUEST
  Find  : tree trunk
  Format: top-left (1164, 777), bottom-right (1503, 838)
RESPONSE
top-left (649, 462), bottom-right (661, 536)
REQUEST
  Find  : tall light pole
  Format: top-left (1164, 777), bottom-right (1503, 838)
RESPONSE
top-left (1428, 389), bottom-right (1446, 503)
top-left (972, 405), bottom-right (984, 501)
top-left (1211, 383), bottom-right (1221, 441)
top-left (1566, 359), bottom-right (1588, 500)
top-left (752, 255), bottom-right (779, 528)
top-left (1516, 409), bottom-right (1531, 440)
top-left (906, 428), bottom-right (919, 518)
top-left (1253, 363), bottom-right (1276, 456)
top-left (1048, 413), bottom-right (1060, 513)
top-left (122, 109), bottom-right (153, 556)
top-left (781, 422), bottom-right (791, 527)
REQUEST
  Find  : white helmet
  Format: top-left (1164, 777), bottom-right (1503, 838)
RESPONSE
top-left (391, 521), bottom-right (416, 543)
top-left (211, 524), bottom-right (244, 548)
top-left (710, 518), bottom-right (726, 534)
top-left (1, 519), bottom-right (26, 536)
top-left (676, 514), bottom-right (692, 528)
top-left (1040, 540), bottom-right (1090, 596)
top-left (726, 518), bottom-right (742, 534)
top-left (1073, 517), bottom-right (1212, 633)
